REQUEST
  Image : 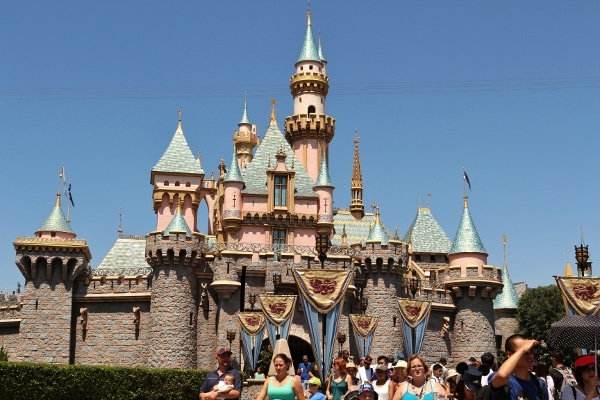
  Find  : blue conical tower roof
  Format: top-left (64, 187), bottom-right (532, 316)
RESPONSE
top-left (318, 34), bottom-right (327, 63)
top-left (36, 194), bottom-right (75, 235)
top-left (449, 197), bottom-right (487, 255)
top-left (152, 119), bottom-right (204, 175)
top-left (239, 97), bottom-right (251, 125)
top-left (494, 264), bottom-right (519, 309)
top-left (404, 207), bottom-right (452, 254)
top-left (297, 11), bottom-right (320, 62)
top-left (366, 208), bottom-right (389, 245)
top-left (314, 152), bottom-right (333, 187)
top-left (224, 148), bottom-right (244, 183)
top-left (163, 205), bottom-right (193, 237)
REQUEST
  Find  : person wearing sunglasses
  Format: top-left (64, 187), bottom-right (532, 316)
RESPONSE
top-left (561, 355), bottom-right (600, 400)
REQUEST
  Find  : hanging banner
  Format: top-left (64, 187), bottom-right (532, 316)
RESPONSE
top-left (259, 295), bottom-right (297, 349)
top-left (237, 312), bottom-right (266, 371)
top-left (555, 276), bottom-right (600, 316)
top-left (398, 298), bottom-right (431, 356)
top-left (293, 268), bottom-right (353, 383)
top-left (349, 314), bottom-right (378, 359)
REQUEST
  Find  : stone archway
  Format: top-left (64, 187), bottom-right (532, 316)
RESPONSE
top-left (288, 335), bottom-right (314, 369)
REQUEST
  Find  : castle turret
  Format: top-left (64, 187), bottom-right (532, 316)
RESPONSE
top-left (284, 7), bottom-right (335, 181)
top-left (146, 113), bottom-right (203, 368)
top-left (146, 200), bottom-right (201, 368)
top-left (13, 185), bottom-right (91, 364)
top-left (233, 96), bottom-right (258, 168)
top-left (313, 149), bottom-right (334, 236)
top-left (223, 147), bottom-right (245, 240)
top-left (440, 195), bottom-right (502, 361)
top-left (494, 235), bottom-right (519, 344)
top-left (150, 110), bottom-right (205, 233)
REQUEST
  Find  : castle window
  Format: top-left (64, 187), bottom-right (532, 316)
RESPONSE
top-left (430, 255), bottom-right (436, 263)
top-left (273, 229), bottom-right (286, 261)
top-left (307, 105), bottom-right (316, 115)
top-left (164, 181), bottom-right (169, 186)
top-left (186, 182), bottom-right (191, 187)
top-left (414, 254), bottom-right (421, 262)
top-left (309, 65), bottom-right (313, 70)
top-left (274, 175), bottom-right (287, 207)
top-left (175, 181), bottom-right (180, 186)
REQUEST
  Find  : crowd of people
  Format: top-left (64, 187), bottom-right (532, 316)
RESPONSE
top-left (198, 334), bottom-right (600, 400)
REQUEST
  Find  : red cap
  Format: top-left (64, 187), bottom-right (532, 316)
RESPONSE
top-left (216, 347), bottom-right (232, 356)
top-left (574, 355), bottom-right (597, 368)
top-left (364, 356), bottom-right (373, 363)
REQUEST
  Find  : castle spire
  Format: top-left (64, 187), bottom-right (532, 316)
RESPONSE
top-left (493, 234), bottom-right (519, 310)
top-left (297, 3), bottom-right (319, 62)
top-left (270, 99), bottom-right (277, 125)
top-left (449, 196), bottom-right (487, 255)
top-left (350, 131), bottom-right (365, 220)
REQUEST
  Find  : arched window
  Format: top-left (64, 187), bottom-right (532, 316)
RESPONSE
top-left (307, 105), bottom-right (316, 115)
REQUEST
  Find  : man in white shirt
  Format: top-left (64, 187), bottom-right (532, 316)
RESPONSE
top-left (358, 356), bottom-right (375, 383)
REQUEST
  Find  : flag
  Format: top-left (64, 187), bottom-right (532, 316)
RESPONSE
top-left (68, 182), bottom-right (75, 207)
top-left (463, 170), bottom-right (471, 191)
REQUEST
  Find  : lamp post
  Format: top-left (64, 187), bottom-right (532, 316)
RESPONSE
top-left (316, 233), bottom-right (330, 269)
top-left (227, 330), bottom-right (236, 349)
top-left (272, 273), bottom-right (282, 295)
top-left (248, 294), bottom-right (257, 311)
top-left (360, 296), bottom-right (368, 357)
top-left (337, 331), bottom-right (346, 354)
top-left (575, 244), bottom-right (592, 277)
top-left (315, 233), bottom-right (330, 381)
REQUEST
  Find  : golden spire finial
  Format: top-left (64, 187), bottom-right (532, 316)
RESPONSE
top-left (307, 0), bottom-right (312, 25)
top-left (178, 106), bottom-right (183, 121)
top-left (270, 99), bottom-right (277, 124)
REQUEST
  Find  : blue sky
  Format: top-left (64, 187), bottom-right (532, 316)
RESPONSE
top-left (1, 1), bottom-right (599, 292)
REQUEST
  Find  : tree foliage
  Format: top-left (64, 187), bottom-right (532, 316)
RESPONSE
top-left (515, 284), bottom-right (565, 346)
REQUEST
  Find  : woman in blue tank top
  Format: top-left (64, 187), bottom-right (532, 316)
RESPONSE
top-left (256, 353), bottom-right (305, 400)
top-left (391, 355), bottom-right (447, 400)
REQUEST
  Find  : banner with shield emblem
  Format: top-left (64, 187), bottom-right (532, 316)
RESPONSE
top-left (237, 312), bottom-right (266, 371)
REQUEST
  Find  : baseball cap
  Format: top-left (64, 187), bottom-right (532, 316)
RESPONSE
top-left (308, 377), bottom-right (322, 386)
top-left (375, 363), bottom-right (388, 372)
top-left (462, 366), bottom-right (483, 392)
top-left (574, 355), bottom-right (598, 368)
top-left (357, 383), bottom-right (379, 399)
top-left (216, 347), bottom-right (232, 356)
top-left (363, 356), bottom-right (373, 363)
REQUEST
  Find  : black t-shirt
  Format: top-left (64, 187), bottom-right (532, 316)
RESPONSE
top-left (200, 367), bottom-right (242, 399)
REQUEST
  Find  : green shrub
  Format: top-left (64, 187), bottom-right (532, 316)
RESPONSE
top-left (0, 362), bottom-right (207, 400)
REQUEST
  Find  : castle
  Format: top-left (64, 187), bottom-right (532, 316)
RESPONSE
top-left (2, 8), bottom-right (519, 369)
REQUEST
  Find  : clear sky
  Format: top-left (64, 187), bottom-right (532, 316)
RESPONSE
top-left (1, 1), bottom-right (599, 293)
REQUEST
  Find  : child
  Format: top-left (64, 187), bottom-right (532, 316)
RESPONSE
top-left (213, 373), bottom-right (235, 399)
top-left (307, 377), bottom-right (326, 400)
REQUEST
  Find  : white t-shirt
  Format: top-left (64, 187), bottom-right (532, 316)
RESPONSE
top-left (358, 366), bottom-right (375, 383)
top-left (561, 385), bottom-right (600, 400)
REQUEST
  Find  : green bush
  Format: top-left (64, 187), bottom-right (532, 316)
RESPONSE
top-left (0, 362), bottom-right (206, 400)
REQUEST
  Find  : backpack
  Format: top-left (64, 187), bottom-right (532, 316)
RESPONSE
top-left (474, 372), bottom-right (545, 400)
top-left (555, 367), bottom-right (577, 400)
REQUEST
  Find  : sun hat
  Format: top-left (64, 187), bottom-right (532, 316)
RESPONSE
top-left (357, 383), bottom-right (379, 399)
top-left (574, 355), bottom-right (598, 368)
top-left (445, 368), bottom-right (459, 381)
top-left (462, 366), bottom-right (483, 392)
top-left (347, 361), bottom-right (357, 370)
top-left (394, 360), bottom-right (408, 369)
top-left (216, 347), bottom-right (232, 356)
top-left (308, 377), bottom-right (322, 386)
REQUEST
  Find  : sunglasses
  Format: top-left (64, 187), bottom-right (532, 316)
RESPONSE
top-left (581, 365), bottom-right (598, 373)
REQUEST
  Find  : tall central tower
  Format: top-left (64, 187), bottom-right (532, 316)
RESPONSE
top-left (284, 8), bottom-right (335, 181)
